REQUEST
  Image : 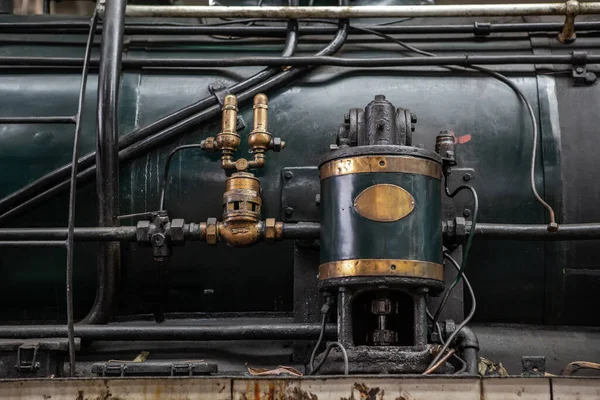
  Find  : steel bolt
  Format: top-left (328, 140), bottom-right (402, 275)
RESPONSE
top-left (576, 66), bottom-right (584, 74)
top-left (463, 173), bottom-right (472, 182)
top-left (329, 144), bottom-right (339, 151)
top-left (284, 171), bottom-right (294, 180)
top-left (463, 208), bottom-right (472, 218)
top-left (410, 113), bottom-right (418, 124)
top-left (284, 207), bottom-right (294, 216)
top-left (315, 194), bottom-right (321, 206)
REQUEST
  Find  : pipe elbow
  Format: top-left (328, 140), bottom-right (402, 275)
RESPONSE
top-left (455, 326), bottom-right (479, 350)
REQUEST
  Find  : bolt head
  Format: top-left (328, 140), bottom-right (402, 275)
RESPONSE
top-left (463, 208), bottom-right (472, 218)
top-left (410, 113), bottom-right (418, 124)
top-left (284, 207), bottom-right (294, 216)
top-left (329, 144), bottom-right (339, 151)
top-left (151, 233), bottom-right (166, 247)
top-left (463, 173), bottom-right (472, 182)
top-left (272, 137), bottom-right (285, 152)
top-left (576, 66), bottom-right (585, 74)
top-left (284, 171), bottom-right (293, 180)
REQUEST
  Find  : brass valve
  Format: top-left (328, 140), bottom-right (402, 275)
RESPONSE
top-left (246, 94), bottom-right (285, 170)
top-left (200, 94), bottom-right (241, 169)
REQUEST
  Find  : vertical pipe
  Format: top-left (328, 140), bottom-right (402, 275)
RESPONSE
top-left (83, 0), bottom-right (127, 324)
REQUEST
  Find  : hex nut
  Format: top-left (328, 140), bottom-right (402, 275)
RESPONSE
top-left (206, 218), bottom-right (218, 245)
top-left (170, 218), bottom-right (185, 245)
top-left (265, 218), bottom-right (277, 242)
top-left (151, 233), bottom-right (166, 247)
top-left (136, 220), bottom-right (151, 244)
top-left (272, 137), bottom-right (285, 152)
top-left (548, 222), bottom-right (559, 233)
top-left (201, 137), bottom-right (216, 152)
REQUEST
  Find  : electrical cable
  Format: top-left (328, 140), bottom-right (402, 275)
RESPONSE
top-left (426, 252), bottom-right (477, 371)
top-left (347, 26), bottom-right (556, 229)
top-left (65, 6), bottom-right (99, 376)
top-left (159, 144), bottom-right (205, 211)
top-left (432, 180), bottom-right (478, 326)
top-left (453, 353), bottom-right (468, 374)
top-left (309, 310), bottom-right (328, 374)
top-left (310, 341), bottom-right (349, 376)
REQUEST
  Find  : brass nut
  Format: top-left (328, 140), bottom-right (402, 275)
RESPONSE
top-left (206, 217), bottom-right (218, 245)
top-left (548, 222), bottom-right (559, 233)
top-left (201, 137), bottom-right (217, 152)
top-left (235, 158), bottom-right (249, 171)
top-left (265, 218), bottom-right (276, 242)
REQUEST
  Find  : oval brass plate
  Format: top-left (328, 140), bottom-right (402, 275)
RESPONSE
top-left (354, 184), bottom-right (415, 222)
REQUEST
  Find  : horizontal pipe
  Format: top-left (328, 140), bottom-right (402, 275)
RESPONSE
top-left (0, 241), bottom-right (65, 247)
top-left (0, 116), bottom-right (75, 124)
top-left (0, 323), bottom-right (336, 340)
top-left (110, 3), bottom-right (600, 18)
top-left (2, 53), bottom-right (599, 69)
top-left (283, 222), bottom-right (320, 240)
top-left (2, 222), bottom-right (600, 242)
top-left (4, 21), bottom-right (600, 36)
top-left (0, 227), bottom-right (137, 242)
top-left (474, 223), bottom-right (600, 240)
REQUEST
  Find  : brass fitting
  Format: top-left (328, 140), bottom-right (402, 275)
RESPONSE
top-left (206, 218), bottom-right (218, 245)
top-left (558, 0), bottom-right (580, 43)
top-left (200, 94), bottom-right (241, 169)
top-left (264, 218), bottom-right (284, 242)
top-left (245, 94), bottom-right (286, 170)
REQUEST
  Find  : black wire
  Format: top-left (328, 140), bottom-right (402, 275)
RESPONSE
top-left (159, 144), bottom-right (205, 211)
top-left (309, 311), bottom-right (327, 373)
top-left (65, 6), bottom-right (99, 377)
top-left (453, 353), bottom-right (468, 374)
top-left (432, 180), bottom-right (478, 326)
top-left (310, 341), bottom-right (349, 376)
top-left (427, 252), bottom-right (477, 370)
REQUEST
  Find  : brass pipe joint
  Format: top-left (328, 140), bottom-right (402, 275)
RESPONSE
top-left (199, 172), bottom-right (283, 246)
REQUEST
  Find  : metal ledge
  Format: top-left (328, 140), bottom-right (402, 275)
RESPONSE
top-left (0, 376), bottom-right (598, 399)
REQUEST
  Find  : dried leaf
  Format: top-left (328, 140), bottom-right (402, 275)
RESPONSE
top-left (133, 351), bottom-right (150, 363)
top-left (247, 365), bottom-right (303, 376)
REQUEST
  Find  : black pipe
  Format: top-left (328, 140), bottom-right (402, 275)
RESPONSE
top-left (2, 20), bottom-right (600, 36)
top-left (0, 19), bottom-right (298, 224)
top-left (0, 240), bottom-right (65, 247)
top-left (84, 0), bottom-right (127, 325)
top-left (283, 222), bottom-right (320, 240)
top-left (0, 116), bottom-right (75, 124)
top-left (0, 227), bottom-right (138, 242)
top-left (455, 326), bottom-right (479, 375)
top-left (1, 53), bottom-right (598, 69)
top-left (473, 223), bottom-right (600, 240)
top-left (0, 323), bottom-right (336, 340)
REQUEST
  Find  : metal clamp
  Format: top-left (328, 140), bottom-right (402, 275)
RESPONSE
top-left (101, 364), bottom-right (127, 377)
top-left (15, 344), bottom-right (40, 372)
top-left (209, 81), bottom-right (246, 131)
top-left (473, 22), bottom-right (491, 37)
top-left (558, 0), bottom-right (579, 43)
top-left (171, 363), bottom-right (194, 376)
top-left (571, 51), bottom-right (597, 86)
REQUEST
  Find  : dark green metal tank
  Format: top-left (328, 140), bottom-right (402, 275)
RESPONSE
top-left (1, 13), bottom-right (599, 327)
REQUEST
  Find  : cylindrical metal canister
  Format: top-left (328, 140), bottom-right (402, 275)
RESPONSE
top-left (319, 145), bottom-right (443, 288)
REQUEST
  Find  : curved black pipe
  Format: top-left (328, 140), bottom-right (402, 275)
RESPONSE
top-left (0, 17), bottom-right (346, 225)
top-left (0, 323), bottom-right (337, 340)
top-left (83, 0), bottom-right (127, 325)
top-left (0, 18), bottom-right (298, 224)
top-left (455, 326), bottom-right (479, 375)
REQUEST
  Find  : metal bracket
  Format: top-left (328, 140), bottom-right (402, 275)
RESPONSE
top-left (209, 81), bottom-right (246, 131)
top-left (571, 52), bottom-right (597, 86)
top-left (280, 167), bottom-right (320, 222)
top-left (15, 344), bottom-right (40, 372)
top-left (522, 356), bottom-right (546, 376)
top-left (473, 22), bottom-right (491, 37)
top-left (92, 361), bottom-right (217, 377)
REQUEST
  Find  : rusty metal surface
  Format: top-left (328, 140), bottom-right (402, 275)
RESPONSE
top-left (2, 376), bottom-right (599, 399)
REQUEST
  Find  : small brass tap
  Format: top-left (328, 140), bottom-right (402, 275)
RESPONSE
top-left (247, 94), bottom-right (285, 170)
